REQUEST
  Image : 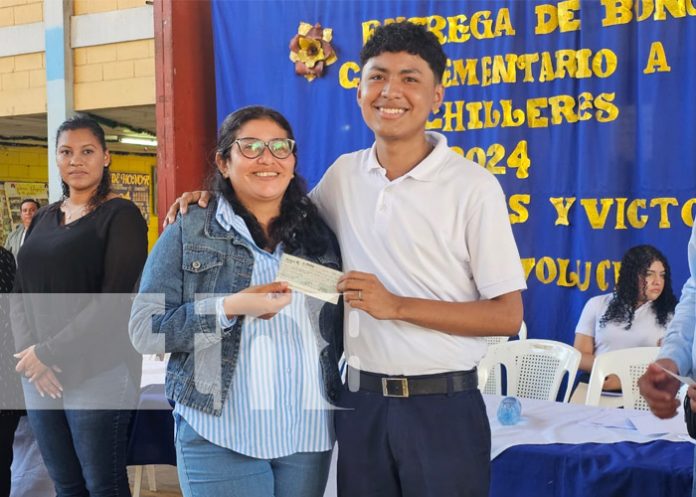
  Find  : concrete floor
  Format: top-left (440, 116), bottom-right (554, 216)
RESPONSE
top-left (128, 465), bottom-right (181, 497)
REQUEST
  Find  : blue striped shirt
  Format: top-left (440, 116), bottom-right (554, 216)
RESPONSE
top-left (174, 198), bottom-right (334, 458)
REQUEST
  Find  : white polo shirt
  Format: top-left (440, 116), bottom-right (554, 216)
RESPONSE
top-left (310, 132), bottom-right (526, 375)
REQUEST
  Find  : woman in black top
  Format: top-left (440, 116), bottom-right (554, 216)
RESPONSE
top-left (11, 115), bottom-right (147, 497)
top-left (0, 246), bottom-right (20, 497)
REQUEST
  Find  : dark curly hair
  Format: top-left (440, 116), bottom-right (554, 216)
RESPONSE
top-left (360, 21), bottom-right (447, 82)
top-left (56, 113), bottom-right (112, 211)
top-left (600, 245), bottom-right (677, 330)
top-left (210, 105), bottom-right (330, 255)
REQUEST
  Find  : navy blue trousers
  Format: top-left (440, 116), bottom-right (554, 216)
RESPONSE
top-left (335, 386), bottom-right (491, 497)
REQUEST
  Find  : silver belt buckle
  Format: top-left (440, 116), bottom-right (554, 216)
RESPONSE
top-left (382, 377), bottom-right (409, 398)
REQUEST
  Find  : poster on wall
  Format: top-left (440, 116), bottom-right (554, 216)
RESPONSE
top-left (3, 181), bottom-right (49, 224)
top-left (0, 181), bottom-right (49, 246)
top-left (110, 171), bottom-right (151, 224)
top-left (0, 183), bottom-right (8, 245)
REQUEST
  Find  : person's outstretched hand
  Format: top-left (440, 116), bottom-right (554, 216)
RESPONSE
top-left (223, 282), bottom-right (292, 320)
top-left (638, 359), bottom-right (681, 418)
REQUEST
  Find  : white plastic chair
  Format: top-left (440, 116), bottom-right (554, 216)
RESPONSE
top-left (480, 322), bottom-right (527, 395)
top-left (478, 339), bottom-right (581, 402)
top-left (584, 346), bottom-right (660, 410)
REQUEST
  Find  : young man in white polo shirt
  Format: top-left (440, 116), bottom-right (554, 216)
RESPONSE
top-left (165, 21), bottom-right (526, 497)
top-left (308, 22), bottom-right (526, 497)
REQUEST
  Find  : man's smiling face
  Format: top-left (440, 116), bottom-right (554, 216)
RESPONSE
top-left (357, 51), bottom-right (443, 144)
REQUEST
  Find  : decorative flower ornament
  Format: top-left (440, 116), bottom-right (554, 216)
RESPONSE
top-left (289, 22), bottom-right (337, 82)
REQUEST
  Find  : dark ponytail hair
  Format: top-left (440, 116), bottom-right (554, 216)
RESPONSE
top-left (56, 113), bottom-right (112, 210)
top-left (210, 105), bottom-right (329, 255)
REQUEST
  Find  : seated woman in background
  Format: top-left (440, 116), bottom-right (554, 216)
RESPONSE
top-left (574, 244), bottom-right (677, 391)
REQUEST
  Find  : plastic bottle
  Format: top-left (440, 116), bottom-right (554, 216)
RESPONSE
top-left (497, 396), bottom-right (522, 425)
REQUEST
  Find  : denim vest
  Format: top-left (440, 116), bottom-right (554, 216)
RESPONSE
top-left (130, 197), bottom-right (343, 416)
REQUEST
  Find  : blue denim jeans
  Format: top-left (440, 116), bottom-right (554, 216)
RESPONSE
top-left (22, 363), bottom-right (137, 497)
top-left (174, 414), bottom-right (332, 497)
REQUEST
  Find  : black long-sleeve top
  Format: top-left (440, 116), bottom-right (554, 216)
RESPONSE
top-left (12, 198), bottom-right (148, 387)
top-left (0, 247), bottom-right (21, 411)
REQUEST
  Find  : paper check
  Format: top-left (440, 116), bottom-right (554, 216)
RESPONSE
top-left (657, 363), bottom-right (696, 386)
top-left (276, 254), bottom-right (343, 304)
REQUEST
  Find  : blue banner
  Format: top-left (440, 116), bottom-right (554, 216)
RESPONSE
top-left (211, 0), bottom-right (696, 343)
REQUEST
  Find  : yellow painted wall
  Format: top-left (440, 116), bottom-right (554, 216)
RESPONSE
top-left (0, 145), bottom-right (159, 250)
top-left (0, 52), bottom-right (46, 115)
top-left (110, 152), bottom-right (159, 249)
top-left (0, 0), bottom-right (148, 27)
top-left (71, 1), bottom-right (156, 110)
top-left (74, 39), bottom-right (155, 110)
top-left (0, 0), bottom-right (45, 115)
top-left (0, 145), bottom-right (47, 180)
top-left (0, 0), bottom-right (43, 27)
top-left (0, 2), bottom-right (155, 117)
top-left (73, 0), bottom-right (145, 16)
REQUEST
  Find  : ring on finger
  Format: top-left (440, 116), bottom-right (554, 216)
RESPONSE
top-left (357, 290), bottom-right (363, 300)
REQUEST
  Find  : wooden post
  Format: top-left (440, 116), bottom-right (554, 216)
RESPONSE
top-left (154, 0), bottom-right (217, 231)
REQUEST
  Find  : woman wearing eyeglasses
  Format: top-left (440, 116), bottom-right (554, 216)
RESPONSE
top-left (129, 106), bottom-right (342, 497)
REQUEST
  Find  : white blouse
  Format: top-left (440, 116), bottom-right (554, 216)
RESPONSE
top-left (575, 293), bottom-right (667, 356)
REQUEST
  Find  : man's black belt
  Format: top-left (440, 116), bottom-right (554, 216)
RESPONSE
top-left (349, 367), bottom-right (478, 398)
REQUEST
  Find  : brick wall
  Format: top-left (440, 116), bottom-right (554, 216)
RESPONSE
top-left (74, 39), bottom-right (155, 110)
top-left (0, 52), bottom-right (46, 115)
top-left (73, 0), bottom-right (146, 16)
top-left (0, 2), bottom-right (155, 116)
top-left (0, 0), bottom-right (42, 27)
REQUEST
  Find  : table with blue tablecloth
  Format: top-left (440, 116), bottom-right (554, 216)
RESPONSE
top-left (485, 394), bottom-right (694, 497)
top-left (126, 358), bottom-right (696, 497)
top-left (322, 394), bottom-right (694, 497)
top-left (126, 383), bottom-right (176, 467)
top-left (491, 440), bottom-right (693, 497)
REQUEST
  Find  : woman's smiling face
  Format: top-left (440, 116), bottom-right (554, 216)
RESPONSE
top-left (217, 118), bottom-right (296, 214)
